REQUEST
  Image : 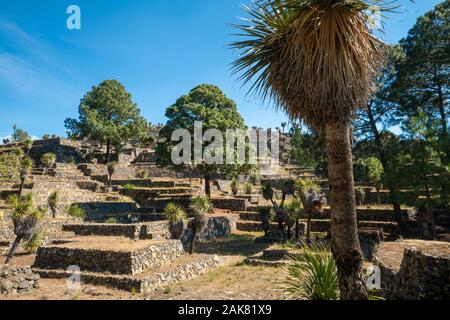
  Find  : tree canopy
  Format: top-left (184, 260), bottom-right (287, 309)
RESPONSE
top-left (65, 80), bottom-right (148, 162)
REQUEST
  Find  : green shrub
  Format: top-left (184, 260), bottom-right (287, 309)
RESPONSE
top-left (231, 178), bottom-right (239, 195)
top-left (67, 204), bottom-right (85, 219)
top-left (105, 217), bottom-right (119, 224)
top-left (66, 156), bottom-right (76, 165)
top-left (22, 231), bottom-right (45, 252)
top-left (244, 182), bottom-right (253, 195)
top-left (136, 169), bottom-right (150, 179)
top-left (279, 241), bottom-right (339, 300)
top-left (123, 184), bottom-right (137, 192)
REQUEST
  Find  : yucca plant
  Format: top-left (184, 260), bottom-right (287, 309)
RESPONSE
top-left (262, 183), bottom-right (276, 207)
top-left (258, 207), bottom-right (273, 236)
top-left (189, 196), bottom-right (213, 254)
top-left (296, 179), bottom-right (326, 243)
top-left (231, 178), bottom-right (239, 196)
top-left (41, 152), bottom-right (56, 175)
top-left (279, 241), bottom-right (339, 300)
top-left (164, 203), bottom-right (187, 240)
top-left (47, 191), bottom-right (59, 218)
top-left (18, 156), bottom-right (33, 198)
top-left (22, 230), bottom-right (45, 253)
top-left (244, 182), bottom-right (253, 195)
top-left (107, 161), bottom-right (118, 188)
top-left (5, 194), bottom-right (46, 264)
top-left (231, 0), bottom-right (394, 298)
top-left (286, 197), bottom-right (302, 240)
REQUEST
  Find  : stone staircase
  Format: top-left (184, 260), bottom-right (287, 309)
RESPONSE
top-left (235, 206), bottom-right (401, 240)
top-left (32, 223), bottom-right (220, 294)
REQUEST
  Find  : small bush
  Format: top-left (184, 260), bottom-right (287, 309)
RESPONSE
top-left (123, 184), bottom-right (137, 194)
top-left (244, 183), bottom-right (253, 195)
top-left (22, 231), bottom-right (45, 252)
top-left (66, 156), bottom-right (76, 165)
top-left (105, 217), bottom-right (119, 224)
top-left (136, 169), bottom-right (150, 179)
top-left (231, 178), bottom-right (239, 196)
top-left (67, 204), bottom-right (86, 219)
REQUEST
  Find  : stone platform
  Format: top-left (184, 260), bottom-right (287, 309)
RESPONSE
top-left (33, 236), bottom-right (185, 275)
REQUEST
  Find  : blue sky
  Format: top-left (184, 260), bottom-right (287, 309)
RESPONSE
top-left (0, 0), bottom-right (444, 139)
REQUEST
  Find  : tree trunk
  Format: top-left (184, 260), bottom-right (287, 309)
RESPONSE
top-left (325, 122), bottom-right (368, 300)
top-left (189, 226), bottom-right (197, 255)
top-left (295, 219), bottom-right (300, 240)
top-left (105, 139), bottom-right (111, 164)
top-left (5, 235), bottom-right (22, 264)
top-left (204, 174), bottom-right (211, 199)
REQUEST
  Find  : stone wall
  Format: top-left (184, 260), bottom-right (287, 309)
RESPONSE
top-left (212, 198), bottom-right (247, 212)
top-left (379, 248), bottom-right (450, 300)
top-left (29, 138), bottom-right (82, 164)
top-left (34, 240), bottom-right (185, 275)
top-left (181, 215), bottom-right (238, 245)
top-left (0, 266), bottom-right (40, 296)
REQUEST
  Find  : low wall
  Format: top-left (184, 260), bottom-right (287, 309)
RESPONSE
top-left (34, 240), bottom-right (185, 275)
top-left (379, 247), bottom-right (450, 300)
top-left (212, 198), bottom-right (247, 212)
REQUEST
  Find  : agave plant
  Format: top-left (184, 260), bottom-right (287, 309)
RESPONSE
top-left (189, 196), bottom-right (213, 254)
top-left (47, 191), bottom-right (59, 219)
top-left (279, 241), bottom-right (339, 300)
top-left (164, 203), bottom-right (187, 240)
top-left (231, 0), bottom-right (393, 299)
top-left (5, 194), bottom-right (46, 264)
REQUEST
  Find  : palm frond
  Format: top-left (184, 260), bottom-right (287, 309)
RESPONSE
top-left (231, 0), bottom-right (397, 130)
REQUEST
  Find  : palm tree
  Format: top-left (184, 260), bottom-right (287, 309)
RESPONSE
top-left (5, 194), bottom-right (45, 264)
top-left (18, 156), bottom-right (33, 198)
top-left (286, 197), bottom-right (302, 240)
top-left (231, 0), bottom-right (388, 299)
top-left (189, 196), bottom-right (213, 254)
top-left (164, 203), bottom-right (186, 240)
top-left (47, 191), bottom-right (59, 219)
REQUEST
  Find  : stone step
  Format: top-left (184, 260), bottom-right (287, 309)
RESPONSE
top-left (33, 236), bottom-right (185, 276)
top-left (236, 219), bottom-right (398, 235)
top-left (34, 254), bottom-right (219, 294)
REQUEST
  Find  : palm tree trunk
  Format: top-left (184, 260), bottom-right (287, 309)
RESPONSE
top-left (5, 235), bottom-right (22, 264)
top-left (325, 122), bottom-right (368, 300)
top-left (106, 139), bottom-right (111, 164)
top-left (295, 219), bottom-right (299, 240)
